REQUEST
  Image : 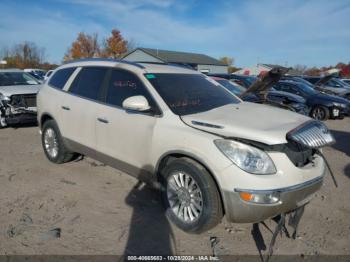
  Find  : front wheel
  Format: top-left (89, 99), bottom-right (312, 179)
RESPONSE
top-left (160, 158), bottom-right (223, 233)
top-left (41, 120), bottom-right (74, 164)
top-left (311, 106), bottom-right (329, 121)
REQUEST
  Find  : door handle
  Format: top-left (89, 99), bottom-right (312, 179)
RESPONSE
top-left (97, 117), bottom-right (109, 124)
top-left (61, 106), bottom-right (70, 111)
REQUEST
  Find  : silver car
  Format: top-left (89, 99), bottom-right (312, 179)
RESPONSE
top-left (0, 69), bottom-right (41, 127)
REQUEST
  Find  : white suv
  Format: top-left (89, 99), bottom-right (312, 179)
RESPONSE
top-left (37, 59), bottom-right (334, 233)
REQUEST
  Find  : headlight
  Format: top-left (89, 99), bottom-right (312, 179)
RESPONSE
top-left (332, 102), bottom-right (345, 108)
top-left (0, 93), bottom-right (10, 101)
top-left (214, 139), bottom-right (276, 175)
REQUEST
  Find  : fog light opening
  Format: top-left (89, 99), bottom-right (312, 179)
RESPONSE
top-left (239, 191), bottom-right (280, 204)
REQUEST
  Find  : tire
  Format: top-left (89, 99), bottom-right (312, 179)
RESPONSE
top-left (159, 157), bottom-right (223, 233)
top-left (311, 106), bottom-right (329, 121)
top-left (41, 119), bottom-right (74, 164)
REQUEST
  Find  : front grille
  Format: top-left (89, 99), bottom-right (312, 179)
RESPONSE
top-left (10, 94), bottom-right (37, 108)
top-left (287, 120), bottom-right (335, 149)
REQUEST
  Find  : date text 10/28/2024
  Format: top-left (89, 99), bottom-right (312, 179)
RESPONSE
top-left (127, 256), bottom-right (219, 261)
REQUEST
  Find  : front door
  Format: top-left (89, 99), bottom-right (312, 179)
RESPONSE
top-left (95, 68), bottom-right (160, 178)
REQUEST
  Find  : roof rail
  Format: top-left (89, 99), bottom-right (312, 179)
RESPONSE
top-left (135, 61), bottom-right (166, 65)
top-left (136, 61), bottom-right (195, 70)
top-left (63, 58), bottom-right (145, 69)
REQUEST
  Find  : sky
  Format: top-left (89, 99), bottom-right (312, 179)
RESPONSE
top-left (0, 0), bottom-right (349, 67)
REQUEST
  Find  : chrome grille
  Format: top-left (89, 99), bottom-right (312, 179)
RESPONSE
top-left (287, 120), bottom-right (335, 149)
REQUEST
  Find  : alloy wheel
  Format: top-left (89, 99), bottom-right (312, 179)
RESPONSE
top-left (166, 171), bottom-right (203, 223)
top-left (44, 128), bottom-right (59, 158)
top-left (312, 107), bottom-right (325, 120)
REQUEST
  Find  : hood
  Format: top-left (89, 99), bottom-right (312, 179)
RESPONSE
top-left (0, 84), bottom-right (41, 97)
top-left (313, 92), bottom-right (350, 104)
top-left (181, 103), bottom-right (310, 145)
top-left (268, 90), bottom-right (306, 103)
top-left (240, 66), bottom-right (290, 97)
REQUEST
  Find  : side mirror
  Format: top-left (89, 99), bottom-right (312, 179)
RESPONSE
top-left (122, 95), bottom-right (151, 112)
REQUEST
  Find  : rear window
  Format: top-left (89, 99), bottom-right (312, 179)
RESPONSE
top-left (48, 67), bottom-right (76, 89)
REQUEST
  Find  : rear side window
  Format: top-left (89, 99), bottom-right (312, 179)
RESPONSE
top-left (69, 67), bottom-right (108, 100)
top-left (48, 67), bottom-right (76, 89)
top-left (105, 69), bottom-right (156, 109)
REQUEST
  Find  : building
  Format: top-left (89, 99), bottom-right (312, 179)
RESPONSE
top-left (123, 47), bottom-right (228, 74)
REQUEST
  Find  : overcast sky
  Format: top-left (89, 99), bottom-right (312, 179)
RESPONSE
top-left (0, 0), bottom-right (349, 67)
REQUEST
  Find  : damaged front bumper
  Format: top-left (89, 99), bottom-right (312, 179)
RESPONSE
top-left (223, 175), bottom-right (323, 223)
top-left (0, 99), bottom-right (37, 127)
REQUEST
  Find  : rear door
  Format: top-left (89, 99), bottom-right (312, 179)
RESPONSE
top-left (95, 68), bottom-right (160, 176)
top-left (60, 67), bottom-right (109, 151)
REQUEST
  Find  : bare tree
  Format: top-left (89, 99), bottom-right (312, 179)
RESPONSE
top-left (293, 64), bottom-right (307, 75)
top-left (1, 41), bottom-right (46, 68)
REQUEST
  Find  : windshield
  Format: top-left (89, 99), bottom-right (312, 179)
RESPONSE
top-left (243, 76), bottom-right (258, 86)
top-left (0, 72), bottom-right (40, 86)
top-left (296, 82), bottom-right (318, 95)
top-left (145, 73), bottom-right (240, 115)
top-left (331, 78), bottom-right (350, 88)
top-left (217, 79), bottom-right (245, 95)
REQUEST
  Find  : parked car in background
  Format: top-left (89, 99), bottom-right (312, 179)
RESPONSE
top-left (303, 76), bottom-right (350, 99)
top-left (230, 74), bottom-right (258, 88)
top-left (44, 70), bottom-right (54, 81)
top-left (0, 69), bottom-right (41, 127)
top-left (24, 69), bottom-right (46, 83)
top-left (207, 73), bottom-right (258, 89)
top-left (37, 58), bottom-right (333, 233)
top-left (281, 76), bottom-right (315, 87)
top-left (274, 80), bottom-right (350, 120)
top-left (211, 77), bottom-right (309, 115)
top-left (340, 78), bottom-right (350, 85)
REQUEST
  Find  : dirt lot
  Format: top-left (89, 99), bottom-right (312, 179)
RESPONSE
top-left (0, 118), bottom-right (349, 258)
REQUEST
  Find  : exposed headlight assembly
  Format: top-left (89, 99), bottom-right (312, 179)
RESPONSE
top-left (0, 93), bottom-right (10, 102)
top-left (214, 139), bottom-right (276, 175)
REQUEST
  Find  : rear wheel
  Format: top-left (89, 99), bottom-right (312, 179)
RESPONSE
top-left (41, 120), bottom-right (74, 164)
top-left (160, 157), bottom-right (223, 233)
top-left (311, 106), bottom-right (329, 121)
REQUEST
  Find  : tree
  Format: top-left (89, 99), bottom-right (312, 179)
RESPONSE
top-left (101, 29), bottom-right (128, 58)
top-left (219, 56), bottom-right (239, 73)
top-left (219, 56), bottom-right (234, 66)
top-left (1, 41), bottom-right (46, 69)
top-left (304, 67), bottom-right (321, 76)
top-left (64, 32), bottom-right (100, 61)
top-left (293, 64), bottom-right (307, 75)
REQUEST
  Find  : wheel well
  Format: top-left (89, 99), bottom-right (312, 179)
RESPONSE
top-left (40, 114), bottom-right (53, 128)
top-left (156, 153), bottom-right (226, 215)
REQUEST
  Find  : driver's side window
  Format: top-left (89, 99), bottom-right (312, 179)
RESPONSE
top-left (105, 69), bottom-right (159, 113)
top-left (277, 83), bottom-right (292, 93)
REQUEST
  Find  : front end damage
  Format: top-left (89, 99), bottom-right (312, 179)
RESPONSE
top-left (0, 93), bottom-right (37, 127)
top-left (243, 120), bottom-right (336, 260)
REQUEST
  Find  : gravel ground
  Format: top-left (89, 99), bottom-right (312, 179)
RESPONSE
top-left (0, 118), bottom-right (349, 258)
